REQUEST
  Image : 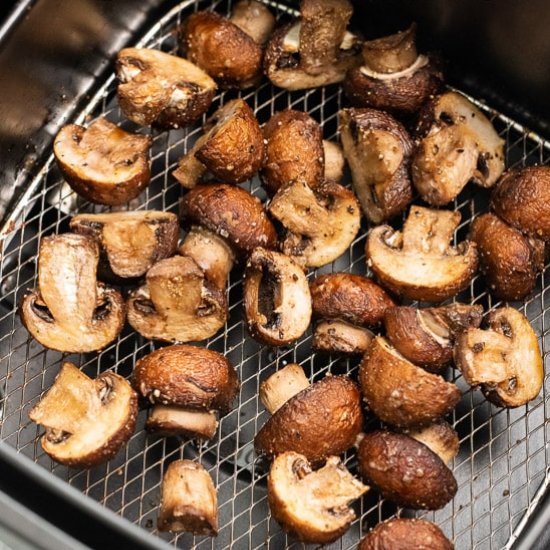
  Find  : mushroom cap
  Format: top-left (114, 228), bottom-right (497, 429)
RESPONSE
top-left (116, 47), bottom-right (216, 129)
top-left (310, 272), bottom-right (395, 327)
top-left (366, 205), bottom-right (478, 302)
top-left (254, 375), bottom-right (363, 465)
top-left (268, 452), bottom-right (368, 544)
top-left (359, 336), bottom-right (461, 428)
top-left (180, 184), bottom-right (277, 257)
top-left (491, 166), bottom-right (550, 240)
top-left (313, 320), bottom-right (374, 355)
top-left (358, 430), bottom-right (457, 510)
top-left (29, 362), bottom-right (138, 468)
top-left (134, 344), bottom-right (239, 414)
top-left (470, 212), bottom-right (544, 300)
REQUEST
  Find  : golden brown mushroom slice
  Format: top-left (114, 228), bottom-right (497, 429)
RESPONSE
top-left (115, 48), bottom-right (216, 129)
top-left (29, 362), bottom-right (137, 468)
top-left (70, 211), bottom-right (179, 280)
top-left (19, 234), bottom-right (125, 353)
top-left (158, 460), bottom-right (218, 535)
top-left (366, 205), bottom-right (479, 302)
top-left (269, 180), bottom-right (361, 268)
top-left (339, 107), bottom-right (413, 224)
top-left (127, 256), bottom-right (227, 343)
top-left (454, 307), bottom-right (543, 408)
top-left (264, 0), bottom-right (361, 90)
top-left (268, 452), bottom-right (368, 544)
top-left (359, 336), bottom-right (461, 428)
top-left (53, 118), bottom-right (151, 206)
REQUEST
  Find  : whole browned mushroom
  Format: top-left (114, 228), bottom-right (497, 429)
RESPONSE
top-left (268, 452), bottom-right (368, 544)
top-left (179, 1), bottom-right (275, 89)
top-left (20, 234), bottom-right (125, 353)
top-left (359, 336), bottom-right (461, 428)
top-left (70, 211), bottom-right (179, 281)
top-left (344, 24), bottom-right (443, 116)
top-left (29, 362), bottom-right (138, 468)
top-left (134, 345), bottom-right (239, 439)
top-left (116, 48), bottom-right (216, 129)
top-left (264, 0), bottom-right (361, 90)
top-left (470, 213), bottom-right (545, 300)
top-left (53, 118), bottom-right (151, 206)
top-left (339, 107), bottom-right (413, 224)
top-left (366, 205), bottom-right (479, 302)
top-left (454, 307), bottom-right (543, 408)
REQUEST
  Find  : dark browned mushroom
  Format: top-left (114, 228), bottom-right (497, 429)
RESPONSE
top-left (53, 117), bottom-right (151, 206)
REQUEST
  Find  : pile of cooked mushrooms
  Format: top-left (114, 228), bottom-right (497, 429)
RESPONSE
top-left (21, 0), bottom-right (548, 545)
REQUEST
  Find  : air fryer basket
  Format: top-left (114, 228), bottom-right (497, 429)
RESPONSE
top-left (1, 1), bottom-right (549, 548)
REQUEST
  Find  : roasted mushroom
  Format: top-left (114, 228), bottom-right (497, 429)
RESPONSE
top-left (173, 99), bottom-right (264, 188)
top-left (412, 91), bottom-right (505, 206)
top-left (20, 234), bottom-right (125, 353)
top-left (255, 368), bottom-right (363, 465)
top-left (116, 48), bottom-right (216, 129)
top-left (53, 117), bottom-right (151, 206)
top-left (269, 179), bottom-right (361, 268)
top-left (312, 320), bottom-right (374, 355)
top-left (158, 460), bottom-right (218, 535)
top-left (407, 420), bottom-right (460, 465)
top-left (344, 24), bottom-right (443, 116)
top-left (359, 336), bottom-right (461, 428)
top-left (339, 107), bottom-right (413, 224)
top-left (384, 303), bottom-right (483, 372)
top-left (358, 430), bottom-right (457, 510)
top-left (454, 307), bottom-right (543, 408)
top-left (134, 344), bottom-right (239, 439)
top-left (179, 1), bottom-right (275, 89)
top-left (29, 362), bottom-right (138, 468)
top-left (491, 165), bottom-right (550, 240)
top-left (70, 211), bottom-right (179, 281)
top-left (268, 452), bottom-right (368, 544)
top-left (259, 363), bottom-right (310, 414)
top-left (264, 0), bottom-right (361, 90)
top-left (323, 139), bottom-right (345, 182)
top-left (243, 248), bottom-right (312, 346)
top-left (260, 110), bottom-right (324, 196)
top-left (470, 213), bottom-right (545, 301)
top-left (358, 518), bottom-right (453, 550)
top-left (366, 205), bottom-right (479, 302)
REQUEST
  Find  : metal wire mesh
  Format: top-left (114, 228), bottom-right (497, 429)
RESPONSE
top-left (1, 1), bottom-right (549, 548)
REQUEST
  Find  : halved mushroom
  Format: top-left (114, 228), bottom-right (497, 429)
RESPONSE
top-left (407, 420), bottom-right (460, 465)
top-left (323, 140), bottom-right (345, 182)
top-left (179, 1), bottom-right (275, 89)
top-left (243, 248), bottom-right (312, 346)
top-left (358, 518), bottom-right (453, 550)
top-left (491, 166), bottom-right (550, 240)
top-left (384, 303), bottom-right (483, 372)
top-left (358, 430), bottom-right (457, 510)
top-left (29, 362), bottom-right (137, 468)
top-left (359, 336), bottom-right (461, 428)
top-left (158, 460), bottom-right (218, 535)
top-left (344, 24), bottom-right (443, 115)
top-left (260, 110), bottom-right (324, 196)
top-left (269, 179), bottom-right (361, 268)
top-left (127, 256), bottom-right (227, 343)
top-left (454, 307), bottom-right (543, 408)
top-left (264, 0), bottom-right (361, 90)
top-left (255, 370), bottom-right (363, 465)
top-left (470, 213), bottom-right (545, 301)
top-left (53, 118), bottom-right (151, 206)
top-left (70, 211), bottom-right (179, 281)
top-left (20, 234), bottom-right (125, 353)
top-left (412, 91), bottom-right (505, 206)
top-left (339, 107), bottom-right (413, 224)
top-left (312, 320), bottom-right (374, 355)
top-left (116, 48), bottom-right (216, 129)
top-left (268, 452), bottom-right (368, 544)
top-left (134, 344), bottom-right (239, 439)
top-left (173, 99), bottom-right (264, 188)
top-left (366, 205), bottom-right (479, 302)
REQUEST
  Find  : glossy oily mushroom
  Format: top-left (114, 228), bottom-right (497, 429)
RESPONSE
top-left (53, 118), bottom-right (151, 206)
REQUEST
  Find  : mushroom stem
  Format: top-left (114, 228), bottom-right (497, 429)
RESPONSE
top-left (147, 405), bottom-right (218, 440)
top-left (229, 0), bottom-right (276, 45)
top-left (260, 363), bottom-right (310, 414)
top-left (172, 133), bottom-right (209, 189)
top-left (362, 24), bottom-right (418, 73)
top-left (407, 421), bottom-right (459, 465)
top-left (322, 140), bottom-right (345, 182)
